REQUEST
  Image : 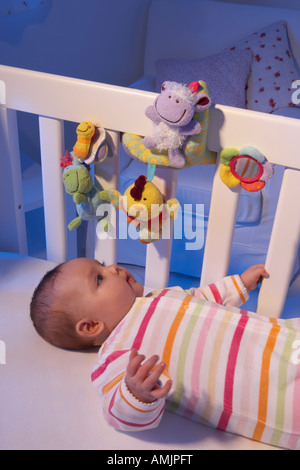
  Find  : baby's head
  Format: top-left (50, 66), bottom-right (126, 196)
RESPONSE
top-left (30, 258), bottom-right (144, 350)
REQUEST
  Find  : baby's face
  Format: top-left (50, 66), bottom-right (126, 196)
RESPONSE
top-left (55, 258), bottom-right (144, 334)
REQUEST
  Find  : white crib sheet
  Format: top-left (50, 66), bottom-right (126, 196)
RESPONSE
top-left (0, 252), bottom-right (279, 450)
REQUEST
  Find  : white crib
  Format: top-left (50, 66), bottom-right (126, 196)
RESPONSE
top-left (0, 64), bottom-right (299, 450)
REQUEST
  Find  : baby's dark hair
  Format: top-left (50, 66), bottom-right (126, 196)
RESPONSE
top-left (30, 263), bottom-right (92, 350)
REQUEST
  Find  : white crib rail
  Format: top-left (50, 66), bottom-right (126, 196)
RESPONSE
top-left (0, 65), bottom-right (299, 317)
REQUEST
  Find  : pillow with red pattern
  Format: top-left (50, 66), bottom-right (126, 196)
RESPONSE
top-left (228, 20), bottom-right (299, 113)
top-left (155, 49), bottom-right (253, 109)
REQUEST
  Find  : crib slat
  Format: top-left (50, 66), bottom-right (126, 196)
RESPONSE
top-left (144, 167), bottom-right (178, 289)
top-left (93, 130), bottom-right (120, 266)
top-left (257, 168), bottom-right (300, 318)
top-left (200, 156), bottom-right (241, 286)
top-left (39, 117), bottom-right (67, 264)
top-left (0, 107), bottom-right (27, 255)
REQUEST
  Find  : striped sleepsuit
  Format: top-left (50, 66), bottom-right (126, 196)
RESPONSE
top-left (91, 275), bottom-right (300, 449)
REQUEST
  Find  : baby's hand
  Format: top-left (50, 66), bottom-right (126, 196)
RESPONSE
top-left (125, 349), bottom-right (172, 404)
top-left (241, 263), bottom-right (269, 292)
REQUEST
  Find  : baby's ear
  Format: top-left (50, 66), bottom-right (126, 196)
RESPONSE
top-left (75, 319), bottom-right (105, 339)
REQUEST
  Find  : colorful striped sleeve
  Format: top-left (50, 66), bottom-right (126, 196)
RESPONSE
top-left (187, 275), bottom-right (249, 307)
top-left (91, 349), bottom-right (166, 431)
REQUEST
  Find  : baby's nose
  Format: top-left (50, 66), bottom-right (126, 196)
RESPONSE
top-left (106, 264), bottom-right (120, 276)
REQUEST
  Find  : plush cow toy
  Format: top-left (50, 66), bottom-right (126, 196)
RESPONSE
top-left (143, 81), bottom-right (211, 168)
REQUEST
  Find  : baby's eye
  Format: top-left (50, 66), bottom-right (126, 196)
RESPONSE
top-left (97, 274), bottom-right (103, 286)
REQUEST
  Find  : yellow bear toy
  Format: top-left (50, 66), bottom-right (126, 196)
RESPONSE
top-left (100, 175), bottom-right (180, 244)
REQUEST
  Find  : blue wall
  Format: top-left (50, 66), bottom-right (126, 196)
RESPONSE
top-left (0, 0), bottom-right (151, 162)
top-left (0, 0), bottom-right (150, 84)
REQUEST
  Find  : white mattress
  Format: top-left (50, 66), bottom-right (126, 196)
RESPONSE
top-left (0, 252), bottom-right (281, 450)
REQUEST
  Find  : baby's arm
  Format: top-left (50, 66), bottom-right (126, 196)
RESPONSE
top-left (188, 264), bottom-right (268, 307)
top-left (92, 349), bottom-right (170, 432)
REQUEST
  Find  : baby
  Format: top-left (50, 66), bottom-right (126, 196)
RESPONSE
top-left (30, 258), bottom-right (300, 450)
top-left (30, 257), bottom-right (265, 351)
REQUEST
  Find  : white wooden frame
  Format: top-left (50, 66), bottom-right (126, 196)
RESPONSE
top-left (0, 65), bottom-right (299, 318)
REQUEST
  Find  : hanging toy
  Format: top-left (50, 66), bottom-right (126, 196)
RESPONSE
top-left (219, 146), bottom-right (274, 192)
top-left (99, 175), bottom-right (180, 244)
top-left (73, 121), bottom-right (95, 159)
top-left (73, 120), bottom-right (108, 164)
top-left (143, 81), bottom-right (211, 168)
top-left (61, 152), bottom-right (108, 231)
